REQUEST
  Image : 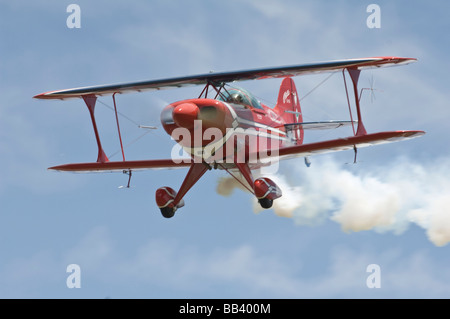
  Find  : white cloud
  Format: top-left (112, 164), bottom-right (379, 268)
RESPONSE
top-left (3, 226), bottom-right (450, 298)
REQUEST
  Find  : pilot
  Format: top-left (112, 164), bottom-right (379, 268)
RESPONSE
top-left (227, 93), bottom-right (244, 105)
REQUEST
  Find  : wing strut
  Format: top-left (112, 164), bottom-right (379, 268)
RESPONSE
top-left (344, 68), bottom-right (367, 136)
top-left (82, 95), bottom-right (109, 163)
top-left (112, 93), bottom-right (126, 161)
top-left (197, 81), bottom-right (227, 100)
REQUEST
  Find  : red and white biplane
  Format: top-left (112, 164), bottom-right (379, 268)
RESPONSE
top-left (34, 57), bottom-right (425, 218)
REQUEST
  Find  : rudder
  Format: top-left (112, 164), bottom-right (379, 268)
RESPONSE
top-left (274, 77), bottom-right (304, 145)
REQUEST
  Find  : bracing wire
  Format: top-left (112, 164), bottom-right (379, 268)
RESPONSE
top-left (108, 130), bottom-right (153, 159)
top-left (97, 99), bottom-right (141, 127)
top-left (299, 72), bottom-right (335, 102)
top-left (96, 97), bottom-right (162, 159)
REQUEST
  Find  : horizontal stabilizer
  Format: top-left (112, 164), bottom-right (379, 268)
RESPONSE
top-left (284, 120), bottom-right (356, 130)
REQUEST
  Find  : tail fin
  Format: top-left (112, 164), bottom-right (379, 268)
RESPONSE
top-left (274, 77), bottom-right (304, 145)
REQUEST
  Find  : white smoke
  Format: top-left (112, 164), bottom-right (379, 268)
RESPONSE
top-left (217, 173), bottom-right (303, 219)
top-left (216, 157), bottom-right (450, 247)
top-left (217, 176), bottom-right (249, 197)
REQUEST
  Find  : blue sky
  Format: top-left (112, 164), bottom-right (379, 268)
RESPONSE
top-left (1, 0), bottom-right (450, 298)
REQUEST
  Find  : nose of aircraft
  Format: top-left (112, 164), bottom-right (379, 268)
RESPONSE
top-left (172, 102), bottom-right (199, 129)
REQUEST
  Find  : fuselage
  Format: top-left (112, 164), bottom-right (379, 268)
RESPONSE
top-left (160, 88), bottom-right (291, 168)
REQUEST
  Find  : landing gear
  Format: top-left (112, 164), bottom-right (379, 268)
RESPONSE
top-left (254, 177), bottom-right (282, 209)
top-left (154, 163), bottom-right (209, 219)
top-left (258, 198), bottom-right (273, 209)
top-left (160, 206), bottom-right (176, 219)
top-left (155, 186), bottom-right (184, 219)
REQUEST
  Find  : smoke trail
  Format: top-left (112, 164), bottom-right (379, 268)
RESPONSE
top-left (216, 176), bottom-right (248, 197)
top-left (217, 174), bottom-right (303, 219)
top-left (216, 157), bottom-right (450, 247)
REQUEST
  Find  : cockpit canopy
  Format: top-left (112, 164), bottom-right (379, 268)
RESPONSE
top-left (218, 87), bottom-right (263, 109)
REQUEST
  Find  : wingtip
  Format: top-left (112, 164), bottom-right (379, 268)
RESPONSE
top-left (33, 93), bottom-right (45, 99)
top-left (33, 91), bottom-right (55, 99)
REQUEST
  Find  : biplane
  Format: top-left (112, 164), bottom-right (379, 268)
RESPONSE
top-left (34, 56), bottom-right (425, 218)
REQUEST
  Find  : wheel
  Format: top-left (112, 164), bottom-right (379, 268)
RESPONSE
top-left (258, 198), bottom-right (273, 209)
top-left (160, 206), bottom-right (175, 218)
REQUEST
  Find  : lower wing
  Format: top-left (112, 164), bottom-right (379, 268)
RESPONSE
top-left (49, 131), bottom-right (424, 172)
top-left (259, 130), bottom-right (425, 161)
top-left (49, 158), bottom-right (192, 172)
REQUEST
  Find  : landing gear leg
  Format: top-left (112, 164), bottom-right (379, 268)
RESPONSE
top-left (234, 162), bottom-right (281, 210)
top-left (155, 163), bottom-right (209, 218)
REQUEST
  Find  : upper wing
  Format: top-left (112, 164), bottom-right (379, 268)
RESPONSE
top-left (34, 56), bottom-right (416, 100)
top-left (257, 130), bottom-right (425, 162)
